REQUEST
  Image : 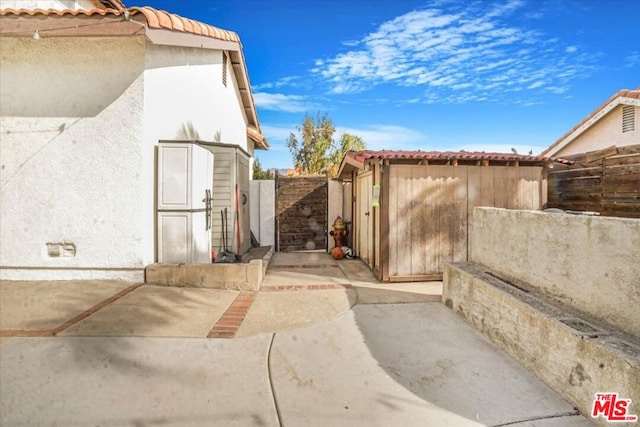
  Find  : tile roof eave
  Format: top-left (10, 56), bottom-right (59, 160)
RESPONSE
top-left (247, 127), bottom-right (269, 150)
top-left (336, 153), bottom-right (364, 180)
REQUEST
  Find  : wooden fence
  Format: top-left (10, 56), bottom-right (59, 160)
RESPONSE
top-left (276, 175), bottom-right (328, 251)
top-left (548, 144), bottom-right (640, 218)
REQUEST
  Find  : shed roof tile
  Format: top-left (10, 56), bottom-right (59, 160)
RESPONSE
top-left (346, 150), bottom-right (571, 164)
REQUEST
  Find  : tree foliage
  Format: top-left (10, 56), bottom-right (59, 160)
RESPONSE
top-left (286, 113), bottom-right (365, 178)
top-left (252, 158), bottom-right (274, 180)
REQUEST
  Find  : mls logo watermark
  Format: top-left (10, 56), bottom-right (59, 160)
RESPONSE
top-left (591, 393), bottom-right (638, 423)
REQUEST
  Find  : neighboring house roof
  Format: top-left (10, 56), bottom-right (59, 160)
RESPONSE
top-left (337, 149), bottom-right (571, 180)
top-left (0, 2), bottom-right (268, 149)
top-left (541, 88), bottom-right (640, 157)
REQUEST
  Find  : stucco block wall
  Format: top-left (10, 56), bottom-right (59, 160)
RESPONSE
top-left (0, 37), bottom-right (146, 279)
top-left (249, 180), bottom-right (275, 248)
top-left (555, 105), bottom-right (639, 157)
top-left (471, 207), bottom-right (640, 337)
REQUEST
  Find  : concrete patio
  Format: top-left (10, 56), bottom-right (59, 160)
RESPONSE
top-left (0, 252), bottom-right (593, 426)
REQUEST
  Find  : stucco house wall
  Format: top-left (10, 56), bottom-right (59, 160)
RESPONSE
top-left (0, 36), bottom-right (147, 280)
top-left (143, 44), bottom-right (251, 153)
top-left (2, 32), bottom-right (262, 280)
top-left (142, 43), bottom-right (254, 263)
top-left (553, 104), bottom-right (639, 157)
top-left (543, 88), bottom-right (640, 157)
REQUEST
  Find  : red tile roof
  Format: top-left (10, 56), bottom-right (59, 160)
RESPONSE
top-left (0, 6), bottom-right (240, 42)
top-left (542, 88), bottom-right (640, 156)
top-left (345, 150), bottom-right (571, 164)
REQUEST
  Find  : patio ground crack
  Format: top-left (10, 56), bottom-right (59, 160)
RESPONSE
top-left (267, 332), bottom-right (283, 427)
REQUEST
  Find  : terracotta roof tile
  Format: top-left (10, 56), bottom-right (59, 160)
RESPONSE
top-left (0, 5), bottom-right (240, 42)
top-left (346, 150), bottom-right (571, 165)
top-left (0, 7), bottom-right (121, 17)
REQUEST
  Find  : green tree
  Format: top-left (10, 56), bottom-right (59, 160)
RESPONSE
top-left (252, 158), bottom-right (274, 180)
top-left (286, 113), bottom-right (365, 177)
top-left (328, 133), bottom-right (365, 177)
top-left (287, 113), bottom-right (335, 175)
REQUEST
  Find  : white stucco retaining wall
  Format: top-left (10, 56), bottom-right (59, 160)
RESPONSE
top-left (470, 207), bottom-right (640, 337)
top-left (0, 36), bottom-right (146, 280)
top-left (249, 180), bottom-right (275, 248)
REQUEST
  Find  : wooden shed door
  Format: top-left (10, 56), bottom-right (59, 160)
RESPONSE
top-left (276, 176), bottom-right (328, 251)
top-left (357, 172), bottom-right (374, 265)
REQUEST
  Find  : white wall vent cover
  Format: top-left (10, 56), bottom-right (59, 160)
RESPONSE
top-left (622, 105), bottom-right (635, 133)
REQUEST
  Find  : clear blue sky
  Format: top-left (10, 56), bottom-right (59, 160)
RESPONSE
top-left (131, 0), bottom-right (639, 169)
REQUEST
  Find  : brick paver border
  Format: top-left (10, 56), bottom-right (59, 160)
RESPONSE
top-left (1, 282), bottom-right (360, 339)
top-left (208, 292), bottom-right (257, 339)
top-left (0, 283), bottom-right (142, 338)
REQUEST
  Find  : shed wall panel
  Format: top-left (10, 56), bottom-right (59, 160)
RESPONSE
top-left (386, 164), bottom-right (543, 279)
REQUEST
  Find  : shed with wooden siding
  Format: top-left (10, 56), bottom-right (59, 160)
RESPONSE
top-left (337, 150), bottom-right (570, 282)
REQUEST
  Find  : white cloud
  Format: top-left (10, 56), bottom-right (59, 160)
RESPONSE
top-left (625, 51), bottom-right (640, 68)
top-left (313, 1), bottom-right (596, 103)
top-left (253, 92), bottom-right (318, 113)
top-left (252, 76), bottom-right (300, 90)
top-left (336, 125), bottom-right (424, 150)
top-left (261, 124), bottom-right (297, 150)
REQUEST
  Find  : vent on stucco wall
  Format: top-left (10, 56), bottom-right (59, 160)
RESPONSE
top-left (222, 52), bottom-right (228, 87)
top-left (622, 105), bottom-right (635, 133)
top-left (46, 242), bottom-right (76, 258)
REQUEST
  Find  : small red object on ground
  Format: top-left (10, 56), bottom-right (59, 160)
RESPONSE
top-left (331, 247), bottom-right (344, 260)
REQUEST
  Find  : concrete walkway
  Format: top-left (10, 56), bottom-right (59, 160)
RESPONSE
top-left (0, 253), bottom-right (593, 426)
top-left (0, 252), bottom-right (441, 339)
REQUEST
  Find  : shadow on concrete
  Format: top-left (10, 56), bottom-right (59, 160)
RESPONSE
top-left (0, 335), bottom-right (277, 427)
top-left (351, 303), bottom-right (588, 426)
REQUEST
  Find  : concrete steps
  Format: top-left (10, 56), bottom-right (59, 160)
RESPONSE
top-left (145, 247), bottom-right (273, 291)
